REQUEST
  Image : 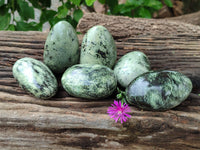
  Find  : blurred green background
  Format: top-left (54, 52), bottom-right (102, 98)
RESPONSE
top-left (0, 0), bottom-right (199, 31)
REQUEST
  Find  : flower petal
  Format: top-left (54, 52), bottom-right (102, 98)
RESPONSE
top-left (107, 100), bottom-right (131, 123)
top-left (124, 113), bottom-right (131, 118)
top-left (114, 100), bottom-right (119, 106)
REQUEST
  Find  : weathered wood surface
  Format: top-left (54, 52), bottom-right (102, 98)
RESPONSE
top-left (0, 29), bottom-right (200, 150)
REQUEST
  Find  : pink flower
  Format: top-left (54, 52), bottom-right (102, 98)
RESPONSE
top-left (107, 100), bottom-right (131, 124)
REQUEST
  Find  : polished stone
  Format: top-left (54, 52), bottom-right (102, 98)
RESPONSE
top-left (12, 57), bottom-right (58, 99)
top-left (61, 64), bottom-right (117, 99)
top-left (44, 21), bottom-right (79, 73)
top-left (126, 70), bottom-right (192, 111)
top-left (80, 25), bottom-right (117, 68)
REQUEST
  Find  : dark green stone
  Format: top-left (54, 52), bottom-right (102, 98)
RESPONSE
top-left (61, 64), bottom-right (117, 99)
top-left (126, 70), bottom-right (192, 111)
top-left (12, 57), bottom-right (58, 99)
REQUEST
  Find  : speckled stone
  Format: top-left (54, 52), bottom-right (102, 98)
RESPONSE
top-left (43, 21), bottom-right (79, 73)
top-left (61, 64), bottom-right (117, 99)
top-left (114, 51), bottom-right (150, 88)
top-left (126, 70), bottom-right (192, 111)
top-left (12, 57), bottom-right (58, 99)
top-left (80, 25), bottom-right (117, 69)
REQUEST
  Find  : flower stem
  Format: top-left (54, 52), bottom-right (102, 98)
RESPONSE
top-left (116, 87), bottom-right (127, 106)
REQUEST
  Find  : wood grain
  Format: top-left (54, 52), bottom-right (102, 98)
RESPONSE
top-left (0, 30), bottom-right (200, 150)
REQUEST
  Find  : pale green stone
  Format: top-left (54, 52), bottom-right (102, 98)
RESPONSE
top-left (80, 25), bottom-right (117, 68)
top-left (44, 21), bottom-right (79, 73)
top-left (12, 57), bottom-right (58, 99)
top-left (114, 51), bottom-right (150, 88)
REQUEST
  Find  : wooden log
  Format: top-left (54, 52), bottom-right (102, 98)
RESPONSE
top-left (167, 10), bottom-right (200, 26)
top-left (77, 13), bottom-right (200, 39)
top-left (0, 30), bottom-right (200, 149)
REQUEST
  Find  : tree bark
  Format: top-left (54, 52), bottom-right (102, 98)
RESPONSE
top-left (77, 13), bottom-right (200, 39)
top-left (0, 30), bottom-right (200, 149)
top-left (167, 10), bottom-right (200, 26)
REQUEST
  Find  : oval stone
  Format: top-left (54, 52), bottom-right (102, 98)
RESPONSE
top-left (12, 57), bottom-right (58, 99)
top-left (43, 21), bottom-right (79, 73)
top-left (80, 25), bottom-right (117, 68)
top-left (126, 70), bottom-right (192, 111)
top-left (114, 51), bottom-right (150, 88)
top-left (61, 64), bottom-right (117, 99)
